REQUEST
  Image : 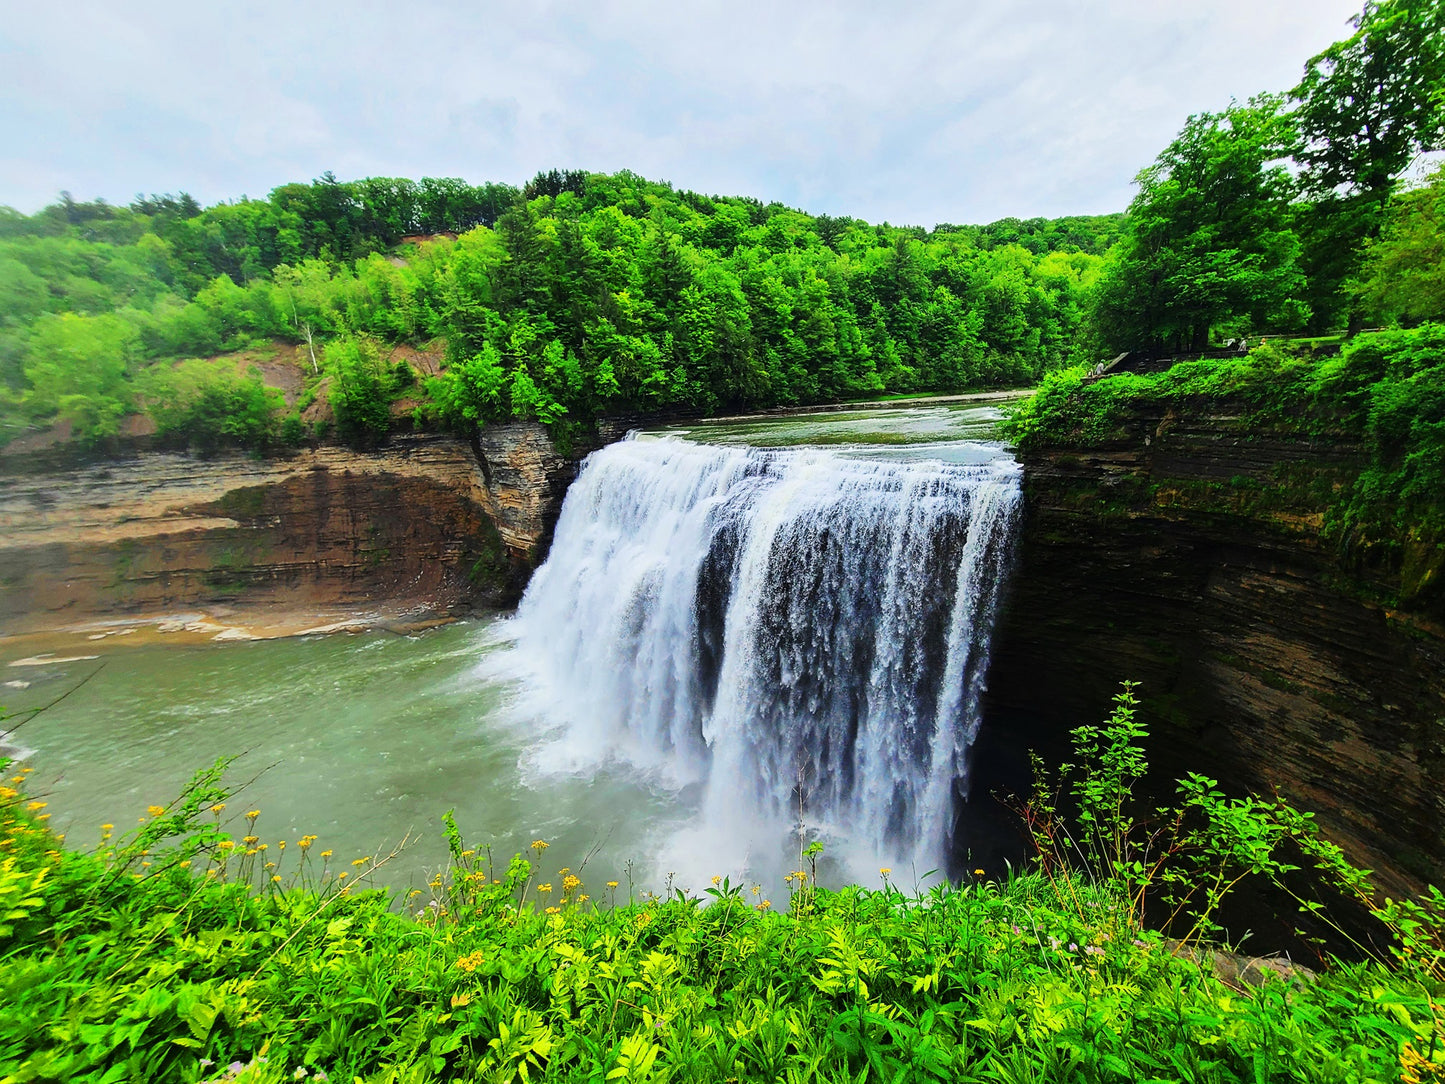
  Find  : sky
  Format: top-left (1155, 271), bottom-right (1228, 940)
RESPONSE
top-left (0, 0), bottom-right (1365, 227)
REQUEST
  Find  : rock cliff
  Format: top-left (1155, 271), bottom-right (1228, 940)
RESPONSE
top-left (973, 400), bottom-right (1445, 900)
top-left (0, 426), bottom-right (585, 638)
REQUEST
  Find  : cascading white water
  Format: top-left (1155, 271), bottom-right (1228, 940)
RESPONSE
top-left (511, 435), bottom-right (1021, 882)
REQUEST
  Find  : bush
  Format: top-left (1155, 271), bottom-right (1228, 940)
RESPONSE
top-left (327, 336), bottom-right (403, 449)
top-left (139, 359), bottom-right (283, 453)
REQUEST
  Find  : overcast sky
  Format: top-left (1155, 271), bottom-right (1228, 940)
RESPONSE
top-left (1, 0), bottom-right (1364, 226)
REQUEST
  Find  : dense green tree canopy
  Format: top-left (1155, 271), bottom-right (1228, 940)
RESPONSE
top-left (1352, 164), bottom-right (1445, 324)
top-left (1092, 97), bottom-right (1307, 354)
top-left (1292, 0), bottom-right (1445, 204)
top-left (0, 170), bottom-right (1118, 447)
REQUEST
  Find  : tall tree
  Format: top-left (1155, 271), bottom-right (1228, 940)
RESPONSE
top-left (1292, 0), bottom-right (1445, 206)
top-left (1091, 96), bottom-right (1307, 354)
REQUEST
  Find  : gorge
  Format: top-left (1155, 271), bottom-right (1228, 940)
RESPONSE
top-left (3, 396), bottom-right (1443, 899)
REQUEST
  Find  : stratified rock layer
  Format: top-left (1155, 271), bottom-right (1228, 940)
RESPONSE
top-left (975, 401), bottom-right (1445, 899)
top-left (0, 431), bottom-right (568, 634)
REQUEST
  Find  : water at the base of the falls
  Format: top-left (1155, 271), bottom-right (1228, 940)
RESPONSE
top-left (507, 434), bottom-right (1022, 887)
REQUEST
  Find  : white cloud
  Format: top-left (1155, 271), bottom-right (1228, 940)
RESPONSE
top-left (0, 0), bottom-right (1363, 223)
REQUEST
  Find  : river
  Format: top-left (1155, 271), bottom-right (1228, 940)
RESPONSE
top-left (2, 396), bottom-right (1024, 897)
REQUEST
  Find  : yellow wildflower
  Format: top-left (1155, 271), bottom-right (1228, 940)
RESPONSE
top-left (146, 805), bottom-right (166, 817)
top-left (454, 950), bottom-right (485, 973)
top-left (879, 868), bottom-right (892, 877)
top-left (246, 810), bottom-right (260, 819)
top-left (217, 840), bottom-right (236, 850)
top-left (562, 875), bottom-right (581, 892)
top-left (271, 875), bottom-right (281, 883)
top-left (530, 840), bottom-right (549, 852)
top-left (607, 881), bottom-right (619, 889)
top-left (320, 849), bottom-right (333, 858)
top-left (712, 875), bottom-right (721, 886)
top-left (537, 883), bottom-right (553, 894)
top-left (210, 803), bottom-right (226, 814)
top-left (27, 801), bottom-right (46, 812)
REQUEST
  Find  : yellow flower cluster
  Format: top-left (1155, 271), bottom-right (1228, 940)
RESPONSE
top-left (561, 874), bottom-right (581, 893)
top-left (454, 950), bottom-right (485, 973)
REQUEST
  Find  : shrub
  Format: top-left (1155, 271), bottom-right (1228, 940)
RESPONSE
top-left (0, 694), bottom-right (1441, 1082)
top-left (139, 359), bottom-right (283, 452)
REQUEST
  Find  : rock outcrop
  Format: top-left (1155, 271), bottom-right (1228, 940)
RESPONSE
top-left (0, 432), bottom-right (553, 636)
top-left (972, 400), bottom-right (1445, 900)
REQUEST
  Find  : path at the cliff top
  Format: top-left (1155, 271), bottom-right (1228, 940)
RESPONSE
top-left (1, 394), bottom-right (1026, 894)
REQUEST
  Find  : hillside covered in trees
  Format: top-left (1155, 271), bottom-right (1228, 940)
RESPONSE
top-left (0, 172), bottom-right (1119, 451)
top-left (3, 0), bottom-right (1441, 456)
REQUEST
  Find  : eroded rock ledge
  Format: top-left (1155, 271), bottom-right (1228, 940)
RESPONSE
top-left (0, 425), bottom-right (597, 638)
top-left (974, 402), bottom-right (1445, 900)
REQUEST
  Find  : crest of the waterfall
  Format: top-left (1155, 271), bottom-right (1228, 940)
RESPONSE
top-left (511, 434), bottom-right (1021, 883)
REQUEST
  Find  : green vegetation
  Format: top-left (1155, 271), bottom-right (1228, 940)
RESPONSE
top-left (3, 685), bottom-right (1442, 1082)
top-left (0, 172), bottom-right (1118, 452)
top-left (1095, 0), bottom-right (1445, 350)
top-left (0, 0), bottom-right (1439, 453)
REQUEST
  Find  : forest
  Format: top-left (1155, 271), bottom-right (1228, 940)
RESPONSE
top-left (0, 171), bottom-right (1119, 451)
top-left (3, 0), bottom-right (1441, 455)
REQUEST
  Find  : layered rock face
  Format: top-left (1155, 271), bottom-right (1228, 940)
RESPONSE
top-left (0, 432), bottom-right (561, 635)
top-left (974, 402), bottom-right (1445, 899)
top-left (472, 420), bottom-right (627, 564)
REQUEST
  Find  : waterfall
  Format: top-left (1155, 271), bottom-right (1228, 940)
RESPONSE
top-left (511, 435), bottom-right (1021, 882)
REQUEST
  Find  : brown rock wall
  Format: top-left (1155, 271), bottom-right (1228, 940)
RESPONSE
top-left (975, 405), bottom-right (1445, 899)
top-left (0, 434), bottom-right (521, 635)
